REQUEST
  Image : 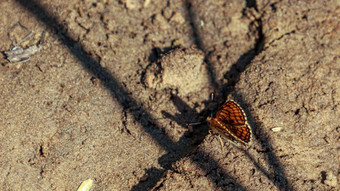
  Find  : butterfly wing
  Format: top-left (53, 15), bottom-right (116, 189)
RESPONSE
top-left (212, 100), bottom-right (252, 145)
top-left (226, 124), bottom-right (252, 144)
top-left (215, 100), bottom-right (246, 126)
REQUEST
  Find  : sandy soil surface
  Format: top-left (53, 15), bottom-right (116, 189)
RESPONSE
top-left (0, 0), bottom-right (339, 190)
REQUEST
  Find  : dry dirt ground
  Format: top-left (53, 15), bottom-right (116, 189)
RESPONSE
top-left (0, 0), bottom-right (339, 190)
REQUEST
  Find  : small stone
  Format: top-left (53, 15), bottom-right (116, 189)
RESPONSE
top-left (143, 47), bottom-right (209, 96)
top-left (271, 126), bottom-right (283, 132)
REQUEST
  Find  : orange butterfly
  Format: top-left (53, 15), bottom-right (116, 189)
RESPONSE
top-left (207, 100), bottom-right (252, 146)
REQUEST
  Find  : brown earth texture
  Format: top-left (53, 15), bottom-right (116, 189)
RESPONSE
top-left (0, 0), bottom-right (339, 190)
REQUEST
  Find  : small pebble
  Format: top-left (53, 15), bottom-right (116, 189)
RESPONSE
top-left (77, 179), bottom-right (93, 191)
top-left (271, 126), bottom-right (283, 132)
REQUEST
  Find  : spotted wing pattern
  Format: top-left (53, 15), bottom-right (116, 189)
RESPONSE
top-left (209, 100), bottom-right (252, 145)
top-left (223, 123), bottom-right (251, 144)
top-left (215, 101), bottom-right (246, 126)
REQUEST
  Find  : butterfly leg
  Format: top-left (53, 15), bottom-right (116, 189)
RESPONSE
top-left (186, 122), bottom-right (202, 126)
top-left (208, 129), bottom-right (225, 152)
top-left (217, 135), bottom-right (224, 151)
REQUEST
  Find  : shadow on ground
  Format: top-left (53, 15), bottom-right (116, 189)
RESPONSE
top-left (14, 0), bottom-right (291, 190)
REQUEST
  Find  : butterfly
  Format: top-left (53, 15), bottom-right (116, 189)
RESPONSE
top-left (207, 100), bottom-right (252, 146)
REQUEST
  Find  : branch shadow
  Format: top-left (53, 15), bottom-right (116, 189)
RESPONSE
top-left (177, 0), bottom-right (293, 191)
top-left (14, 0), bottom-right (292, 190)
top-left (13, 0), bottom-right (246, 190)
top-left (150, 94), bottom-right (246, 191)
top-left (234, 93), bottom-right (293, 191)
top-left (205, 0), bottom-right (292, 189)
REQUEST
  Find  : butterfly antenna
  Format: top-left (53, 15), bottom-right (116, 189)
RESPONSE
top-left (209, 92), bottom-right (216, 117)
top-left (210, 92), bottom-right (215, 101)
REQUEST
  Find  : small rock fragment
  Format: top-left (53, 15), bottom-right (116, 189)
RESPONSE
top-left (271, 126), bottom-right (283, 132)
top-left (143, 47), bottom-right (209, 96)
top-left (77, 179), bottom-right (93, 191)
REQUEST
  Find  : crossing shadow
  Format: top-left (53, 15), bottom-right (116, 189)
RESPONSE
top-left (14, 0), bottom-right (291, 190)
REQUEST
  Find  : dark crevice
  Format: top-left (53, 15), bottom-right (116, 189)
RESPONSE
top-left (320, 171), bottom-right (327, 184)
top-left (38, 145), bottom-right (44, 157)
top-left (246, 0), bottom-right (257, 11)
top-left (294, 108), bottom-right (300, 115)
top-left (266, 30), bottom-right (296, 49)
